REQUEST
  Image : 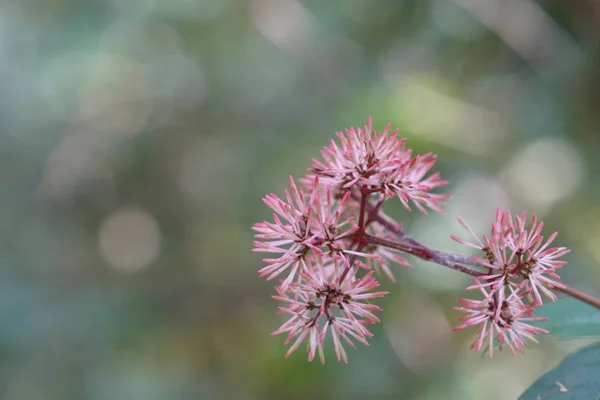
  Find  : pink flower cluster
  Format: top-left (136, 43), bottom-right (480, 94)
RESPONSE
top-left (253, 119), bottom-right (449, 362)
top-left (452, 208), bottom-right (570, 357)
top-left (252, 118), bottom-right (572, 362)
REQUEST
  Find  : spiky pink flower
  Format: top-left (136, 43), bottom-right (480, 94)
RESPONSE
top-left (312, 189), bottom-right (357, 253)
top-left (309, 118), bottom-right (450, 214)
top-left (453, 280), bottom-right (549, 358)
top-left (502, 211), bottom-right (570, 303)
top-left (253, 175), bottom-right (381, 292)
top-left (310, 118), bottom-right (409, 189)
top-left (272, 259), bottom-right (388, 363)
top-left (451, 207), bottom-right (569, 305)
top-left (252, 176), bottom-right (320, 291)
top-left (381, 152), bottom-right (450, 214)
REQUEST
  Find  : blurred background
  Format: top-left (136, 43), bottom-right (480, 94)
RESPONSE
top-left (1, 0), bottom-right (600, 399)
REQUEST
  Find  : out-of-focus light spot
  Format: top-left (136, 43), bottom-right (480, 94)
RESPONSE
top-left (42, 136), bottom-right (115, 203)
top-left (77, 55), bottom-right (153, 138)
top-left (98, 207), bottom-right (161, 272)
top-left (388, 76), bottom-right (507, 156)
top-left (385, 295), bottom-right (454, 374)
top-left (250, 0), bottom-right (314, 53)
top-left (500, 139), bottom-right (584, 207)
top-left (430, 0), bottom-right (485, 40)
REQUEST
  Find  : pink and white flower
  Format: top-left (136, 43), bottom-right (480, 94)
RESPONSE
top-left (453, 280), bottom-right (549, 358)
top-left (252, 176), bottom-right (321, 291)
top-left (451, 207), bottom-right (569, 305)
top-left (254, 174), bottom-right (380, 292)
top-left (272, 262), bottom-right (388, 363)
top-left (310, 118), bottom-right (450, 214)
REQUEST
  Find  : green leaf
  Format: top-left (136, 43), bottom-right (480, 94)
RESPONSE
top-left (533, 297), bottom-right (600, 339)
top-left (519, 343), bottom-right (600, 400)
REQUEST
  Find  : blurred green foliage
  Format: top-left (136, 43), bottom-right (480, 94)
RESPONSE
top-left (1, 0), bottom-right (600, 399)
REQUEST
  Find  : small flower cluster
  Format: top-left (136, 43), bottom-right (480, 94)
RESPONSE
top-left (452, 208), bottom-right (570, 357)
top-left (253, 119), bottom-right (449, 362)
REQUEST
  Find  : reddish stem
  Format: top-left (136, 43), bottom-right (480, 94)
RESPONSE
top-left (338, 189), bottom-right (370, 285)
top-left (363, 234), bottom-right (484, 278)
top-left (357, 187), bottom-right (370, 230)
top-left (556, 284), bottom-right (600, 309)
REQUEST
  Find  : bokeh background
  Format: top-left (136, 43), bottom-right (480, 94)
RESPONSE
top-left (1, 0), bottom-right (600, 399)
